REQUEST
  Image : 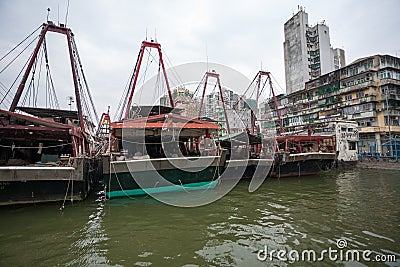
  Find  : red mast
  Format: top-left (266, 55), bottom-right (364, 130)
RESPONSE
top-left (124, 41), bottom-right (174, 119)
top-left (198, 71), bottom-right (231, 135)
top-left (9, 23), bottom-right (86, 132)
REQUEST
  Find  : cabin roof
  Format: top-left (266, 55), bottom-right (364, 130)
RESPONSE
top-left (0, 109), bottom-right (73, 129)
top-left (219, 131), bottom-right (262, 145)
top-left (127, 105), bottom-right (182, 118)
top-left (16, 106), bottom-right (79, 120)
top-left (111, 113), bottom-right (219, 130)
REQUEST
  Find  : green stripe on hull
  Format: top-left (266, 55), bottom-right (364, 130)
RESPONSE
top-left (106, 180), bottom-right (218, 198)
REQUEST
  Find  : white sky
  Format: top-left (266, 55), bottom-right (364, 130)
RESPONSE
top-left (0, 0), bottom-right (399, 118)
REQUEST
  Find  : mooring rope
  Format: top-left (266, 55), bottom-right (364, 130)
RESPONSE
top-left (59, 172), bottom-right (72, 211)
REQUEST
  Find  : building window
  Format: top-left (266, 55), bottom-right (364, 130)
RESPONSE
top-left (356, 91), bottom-right (365, 98)
top-left (348, 142), bottom-right (357, 150)
top-left (349, 68), bottom-right (358, 76)
top-left (345, 94), bottom-right (352, 101)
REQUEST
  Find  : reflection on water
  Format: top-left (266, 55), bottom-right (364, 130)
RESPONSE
top-left (0, 169), bottom-right (399, 266)
top-left (67, 201), bottom-right (109, 266)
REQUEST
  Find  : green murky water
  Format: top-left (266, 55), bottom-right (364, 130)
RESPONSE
top-left (0, 169), bottom-right (399, 266)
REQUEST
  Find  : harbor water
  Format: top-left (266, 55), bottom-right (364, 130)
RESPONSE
top-left (0, 168), bottom-right (399, 266)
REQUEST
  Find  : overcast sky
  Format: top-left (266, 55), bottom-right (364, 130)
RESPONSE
top-left (0, 0), bottom-right (399, 118)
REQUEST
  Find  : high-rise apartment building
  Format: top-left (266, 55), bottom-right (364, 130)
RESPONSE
top-left (283, 7), bottom-right (345, 94)
top-left (263, 54), bottom-right (400, 156)
top-left (332, 48), bottom-right (346, 70)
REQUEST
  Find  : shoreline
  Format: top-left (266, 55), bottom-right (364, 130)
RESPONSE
top-left (357, 158), bottom-right (400, 170)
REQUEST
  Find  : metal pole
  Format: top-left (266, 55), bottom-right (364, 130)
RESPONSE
top-left (385, 88), bottom-right (393, 157)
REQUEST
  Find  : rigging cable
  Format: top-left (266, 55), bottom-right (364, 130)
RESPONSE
top-left (137, 48), bottom-right (153, 105)
top-left (115, 45), bottom-right (142, 120)
top-left (270, 72), bottom-right (285, 95)
top-left (152, 60), bottom-right (161, 105)
top-left (0, 25), bottom-right (42, 63)
top-left (0, 82), bottom-right (12, 107)
top-left (71, 36), bottom-right (99, 123)
top-left (1, 47), bottom-right (35, 107)
top-left (34, 39), bottom-right (45, 107)
top-left (162, 47), bottom-right (184, 88)
top-left (0, 35), bottom-right (39, 75)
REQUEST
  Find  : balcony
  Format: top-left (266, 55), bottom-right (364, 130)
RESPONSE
top-left (347, 111), bottom-right (376, 119)
top-left (383, 109), bottom-right (400, 116)
top-left (380, 78), bottom-right (400, 87)
top-left (359, 95), bottom-right (378, 103)
top-left (339, 81), bottom-right (376, 93)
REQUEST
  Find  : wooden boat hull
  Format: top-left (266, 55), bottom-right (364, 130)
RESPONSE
top-left (102, 153), bottom-right (226, 198)
top-left (223, 158), bottom-right (273, 179)
top-left (0, 158), bottom-right (92, 205)
top-left (269, 152), bottom-right (336, 178)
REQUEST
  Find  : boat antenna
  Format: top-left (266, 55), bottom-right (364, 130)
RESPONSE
top-left (67, 96), bottom-right (74, 111)
top-left (57, 4), bottom-right (60, 25)
top-left (155, 28), bottom-right (157, 42)
top-left (46, 8), bottom-right (51, 22)
top-left (145, 28), bottom-right (148, 41)
top-left (65, 0), bottom-right (70, 26)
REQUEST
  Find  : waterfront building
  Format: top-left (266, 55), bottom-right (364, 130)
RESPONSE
top-left (160, 87), bottom-right (256, 136)
top-left (262, 54), bottom-right (400, 156)
top-left (203, 90), bottom-right (256, 135)
top-left (160, 87), bottom-right (198, 118)
top-left (333, 48), bottom-right (346, 70)
top-left (283, 7), bottom-right (345, 94)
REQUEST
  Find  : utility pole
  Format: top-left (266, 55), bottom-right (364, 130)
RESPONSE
top-left (385, 88), bottom-right (393, 157)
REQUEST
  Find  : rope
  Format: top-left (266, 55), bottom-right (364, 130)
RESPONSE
top-left (34, 42), bottom-right (45, 107)
top-left (59, 172), bottom-right (72, 211)
top-left (178, 179), bottom-right (190, 193)
top-left (110, 161), bottom-right (136, 200)
top-left (298, 162), bottom-right (300, 177)
top-left (115, 46), bottom-right (142, 121)
top-left (162, 47), bottom-right (184, 86)
top-left (197, 149), bottom-right (223, 194)
top-left (0, 143), bottom-right (71, 149)
top-left (71, 36), bottom-right (99, 124)
top-left (0, 37), bottom-right (38, 106)
top-left (0, 35), bottom-right (39, 74)
top-left (0, 24), bottom-right (42, 63)
top-left (0, 81), bottom-right (12, 106)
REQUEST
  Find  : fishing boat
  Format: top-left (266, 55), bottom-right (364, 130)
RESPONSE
top-left (102, 107), bottom-right (227, 198)
top-left (102, 41), bottom-right (227, 198)
top-left (0, 22), bottom-right (99, 205)
top-left (196, 70), bottom-right (274, 181)
top-left (270, 135), bottom-right (336, 177)
top-left (218, 131), bottom-right (273, 179)
top-left (250, 70), bottom-right (337, 178)
top-left (0, 108), bottom-right (96, 205)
